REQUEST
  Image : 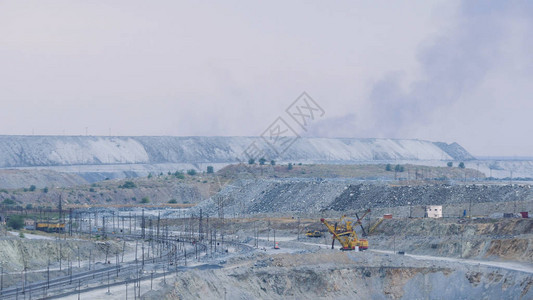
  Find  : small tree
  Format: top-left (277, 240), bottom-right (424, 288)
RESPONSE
top-left (288, 163), bottom-right (293, 170)
top-left (147, 173), bottom-right (153, 179)
top-left (259, 158), bottom-right (267, 165)
top-left (25, 204), bottom-right (33, 210)
top-left (42, 187), bottom-right (48, 193)
top-left (7, 215), bottom-right (24, 230)
top-left (447, 162), bottom-right (453, 167)
top-left (168, 199), bottom-right (177, 204)
top-left (207, 166), bottom-right (214, 174)
top-left (141, 197), bottom-right (150, 204)
top-left (385, 164), bottom-right (392, 171)
top-left (458, 162), bottom-right (465, 169)
top-left (394, 164), bottom-right (401, 172)
top-left (29, 185), bottom-right (36, 192)
top-left (270, 160), bottom-right (276, 166)
top-left (248, 158), bottom-right (255, 165)
top-left (2, 199), bottom-right (15, 205)
top-left (187, 169), bottom-right (197, 176)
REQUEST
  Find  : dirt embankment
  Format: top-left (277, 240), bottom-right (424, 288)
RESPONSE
top-left (0, 176), bottom-right (204, 206)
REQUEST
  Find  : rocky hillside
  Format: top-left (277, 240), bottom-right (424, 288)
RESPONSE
top-left (0, 136), bottom-right (473, 168)
top-left (192, 179), bottom-right (533, 215)
top-left (0, 169), bottom-right (88, 189)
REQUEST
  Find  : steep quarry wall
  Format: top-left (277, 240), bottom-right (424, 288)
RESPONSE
top-left (0, 136), bottom-right (473, 168)
top-left (370, 218), bottom-right (533, 263)
top-left (165, 251), bottom-right (533, 300)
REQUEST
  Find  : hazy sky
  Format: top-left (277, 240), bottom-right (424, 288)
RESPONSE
top-left (1, 1), bottom-right (531, 156)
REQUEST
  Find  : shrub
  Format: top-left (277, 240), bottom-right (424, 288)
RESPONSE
top-left (25, 204), bottom-right (33, 210)
top-left (7, 215), bottom-right (24, 230)
top-left (42, 187), bottom-right (48, 193)
top-left (447, 162), bottom-right (453, 167)
top-left (186, 169), bottom-right (197, 176)
top-left (270, 160), bottom-right (276, 166)
top-left (2, 199), bottom-right (15, 205)
top-left (259, 158), bottom-right (266, 165)
top-left (174, 171), bottom-right (185, 179)
top-left (288, 163), bottom-right (293, 170)
top-left (89, 188), bottom-right (95, 192)
top-left (120, 181), bottom-right (136, 189)
top-left (207, 166), bottom-right (214, 174)
top-left (141, 197), bottom-right (150, 204)
top-left (29, 185), bottom-right (36, 192)
top-left (147, 173), bottom-right (153, 179)
top-left (459, 162), bottom-right (465, 169)
top-left (385, 164), bottom-right (392, 171)
top-left (248, 158), bottom-right (255, 165)
top-left (168, 199), bottom-right (178, 204)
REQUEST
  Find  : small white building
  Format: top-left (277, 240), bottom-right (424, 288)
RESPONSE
top-left (426, 205), bottom-right (442, 218)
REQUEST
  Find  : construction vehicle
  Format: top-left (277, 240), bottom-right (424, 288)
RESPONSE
top-left (305, 230), bottom-right (323, 238)
top-left (321, 209), bottom-right (370, 251)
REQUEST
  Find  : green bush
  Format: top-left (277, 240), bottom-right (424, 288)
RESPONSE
top-left (447, 162), bottom-right (453, 167)
top-left (248, 158), bottom-right (255, 165)
top-left (168, 199), bottom-right (177, 204)
top-left (186, 169), bottom-right (197, 176)
top-left (42, 187), bottom-right (48, 193)
top-left (288, 163), bottom-right (293, 170)
top-left (120, 181), bottom-right (136, 189)
top-left (259, 158), bottom-right (266, 165)
top-left (207, 166), bottom-right (214, 174)
top-left (385, 164), bottom-right (392, 171)
top-left (29, 185), bottom-right (36, 192)
top-left (459, 162), bottom-right (465, 169)
top-left (141, 197), bottom-right (150, 204)
top-left (25, 204), bottom-right (33, 210)
top-left (2, 199), bottom-right (15, 205)
top-left (174, 171), bottom-right (185, 179)
top-left (7, 215), bottom-right (24, 230)
top-left (270, 160), bottom-right (276, 166)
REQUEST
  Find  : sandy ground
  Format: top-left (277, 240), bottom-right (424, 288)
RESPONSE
top-left (9, 231), bottom-right (54, 240)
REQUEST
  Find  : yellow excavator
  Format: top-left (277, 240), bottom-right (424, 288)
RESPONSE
top-left (321, 209), bottom-right (370, 251)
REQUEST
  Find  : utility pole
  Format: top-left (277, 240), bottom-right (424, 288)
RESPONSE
top-left (142, 210), bottom-right (145, 239)
top-left (199, 209), bottom-right (203, 241)
top-left (297, 217), bottom-right (300, 241)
